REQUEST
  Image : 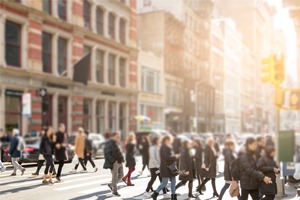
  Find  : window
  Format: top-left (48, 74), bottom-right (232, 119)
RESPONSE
top-left (96, 7), bottom-right (104, 35)
top-left (43, 0), bottom-right (51, 14)
top-left (96, 50), bottom-right (104, 83)
top-left (108, 102), bottom-right (116, 131)
top-left (108, 13), bottom-right (115, 39)
top-left (108, 54), bottom-right (116, 85)
top-left (5, 90), bottom-right (22, 132)
top-left (119, 103), bottom-right (126, 138)
top-left (142, 67), bottom-right (160, 93)
top-left (58, 96), bottom-right (67, 128)
top-left (57, 37), bottom-right (67, 76)
top-left (57, 0), bottom-right (67, 20)
top-left (42, 32), bottom-right (52, 73)
top-left (119, 58), bottom-right (126, 87)
top-left (83, 99), bottom-right (92, 131)
top-left (83, 0), bottom-right (91, 29)
top-left (96, 101), bottom-right (105, 133)
top-left (83, 45), bottom-right (92, 80)
top-left (42, 95), bottom-right (53, 127)
top-left (119, 19), bottom-right (126, 44)
top-left (5, 21), bottom-right (21, 67)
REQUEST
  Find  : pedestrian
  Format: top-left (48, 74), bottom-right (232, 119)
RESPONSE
top-left (139, 136), bottom-right (150, 176)
top-left (151, 135), bottom-right (179, 200)
top-left (55, 123), bottom-right (68, 182)
top-left (255, 136), bottom-right (266, 160)
top-left (239, 137), bottom-right (272, 200)
top-left (122, 132), bottom-right (136, 186)
top-left (197, 138), bottom-right (219, 198)
top-left (194, 139), bottom-right (205, 192)
top-left (175, 140), bottom-right (196, 198)
top-left (266, 135), bottom-right (274, 147)
top-left (40, 126), bottom-right (56, 184)
top-left (144, 136), bottom-right (168, 198)
top-left (219, 140), bottom-right (240, 200)
top-left (72, 127), bottom-right (87, 172)
top-left (103, 132), bottom-right (125, 197)
top-left (8, 129), bottom-right (26, 176)
top-left (257, 146), bottom-right (280, 200)
top-left (84, 130), bottom-right (98, 172)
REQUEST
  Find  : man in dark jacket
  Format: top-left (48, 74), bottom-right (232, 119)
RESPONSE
top-left (103, 132), bottom-right (124, 197)
top-left (255, 136), bottom-right (266, 160)
top-left (9, 129), bottom-right (25, 176)
top-left (55, 123), bottom-right (67, 182)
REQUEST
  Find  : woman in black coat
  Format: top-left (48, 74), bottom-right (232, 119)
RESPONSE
top-left (257, 146), bottom-right (280, 200)
top-left (197, 138), bottom-right (219, 198)
top-left (55, 123), bottom-right (68, 182)
top-left (239, 137), bottom-right (272, 200)
top-left (194, 140), bottom-right (204, 191)
top-left (152, 135), bottom-right (179, 200)
top-left (123, 133), bottom-right (136, 186)
top-left (175, 140), bottom-right (196, 198)
top-left (139, 136), bottom-right (150, 175)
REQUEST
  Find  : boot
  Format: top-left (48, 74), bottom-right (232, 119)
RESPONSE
top-left (171, 194), bottom-right (177, 200)
top-left (151, 191), bottom-right (159, 200)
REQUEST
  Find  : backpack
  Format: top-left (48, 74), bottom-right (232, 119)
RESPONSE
top-left (230, 157), bottom-right (241, 181)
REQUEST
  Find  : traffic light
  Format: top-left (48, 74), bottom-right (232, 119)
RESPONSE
top-left (274, 87), bottom-right (285, 107)
top-left (290, 91), bottom-right (300, 109)
top-left (261, 54), bottom-right (285, 86)
top-left (261, 55), bottom-right (275, 83)
top-left (273, 55), bottom-right (285, 86)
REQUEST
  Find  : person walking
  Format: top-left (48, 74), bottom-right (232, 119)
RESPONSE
top-left (197, 138), bottom-right (219, 198)
top-left (255, 136), bottom-right (266, 160)
top-left (239, 137), bottom-right (272, 200)
top-left (40, 126), bottom-right (56, 184)
top-left (139, 136), bottom-right (150, 176)
top-left (72, 127), bottom-right (87, 173)
top-left (8, 129), bottom-right (25, 176)
top-left (151, 135), bottom-right (179, 200)
top-left (84, 130), bottom-right (98, 172)
top-left (175, 140), bottom-right (196, 198)
top-left (55, 123), bottom-right (68, 182)
top-left (194, 139), bottom-right (204, 191)
top-left (122, 133), bottom-right (136, 186)
top-left (219, 140), bottom-right (240, 200)
top-left (103, 132), bottom-right (124, 197)
top-left (257, 146), bottom-right (279, 200)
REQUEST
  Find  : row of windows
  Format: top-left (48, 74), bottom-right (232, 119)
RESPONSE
top-left (5, 20), bottom-right (127, 87)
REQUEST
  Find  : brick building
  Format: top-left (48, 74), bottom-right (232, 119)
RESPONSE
top-left (0, 0), bottom-right (138, 138)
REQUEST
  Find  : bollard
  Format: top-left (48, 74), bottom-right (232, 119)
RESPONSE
top-left (276, 175), bottom-right (286, 197)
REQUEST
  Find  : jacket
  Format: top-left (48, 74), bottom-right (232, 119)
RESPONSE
top-left (194, 146), bottom-right (203, 175)
top-left (159, 144), bottom-right (176, 177)
top-left (223, 148), bottom-right (235, 181)
top-left (179, 147), bottom-right (194, 181)
top-left (257, 155), bottom-right (278, 195)
top-left (40, 135), bottom-right (53, 156)
top-left (239, 151), bottom-right (265, 190)
top-left (55, 131), bottom-right (67, 161)
top-left (9, 136), bottom-right (21, 158)
top-left (74, 133), bottom-right (86, 158)
top-left (85, 138), bottom-right (93, 153)
top-left (203, 145), bottom-right (217, 178)
top-left (125, 143), bottom-right (136, 167)
top-left (149, 145), bottom-right (160, 169)
top-left (140, 140), bottom-right (150, 165)
top-left (103, 139), bottom-right (124, 170)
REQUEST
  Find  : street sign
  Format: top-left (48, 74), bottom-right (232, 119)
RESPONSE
top-left (22, 93), bottom-right (32, 118)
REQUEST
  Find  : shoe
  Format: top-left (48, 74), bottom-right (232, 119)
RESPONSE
top-left (94, 167), bottom-right (98, 172)
top-left (112, 192), bottom-right (121, 197)
top-left (213, 192), bottom-right (220, 198)
top-left (42, 180), bottom-right (49, 184)
top-left (122, 177), bottom-right (127, 184)
top-left (80, 170), bottom-right (87, 173)
top-left (107, 184), bottom-right (113, 191)
top-left (188, 194), bottom-right (196, 198)
top-left (56, 177), bottom-right (62, 182)
top-left (32, 172), bottom-right (39, 176)
top-left (127, 182), bottom-right (134, 186)
top-left (52, 173), bottom-right (57, 178)
top-left (171, 194), bottom-right (177, 200)
top-left (144, 192), bottom-right (151, 198)
top-left (151, 191), bottom-right (159, 200)
top-left (48, 180), bottom-right (54, 184)
top-left (10, 173), bottom-right (16, 176)
top-left (21, 168), bottom-right (26, 176)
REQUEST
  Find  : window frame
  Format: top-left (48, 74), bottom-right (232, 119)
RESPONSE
top-left (119, 18), bottom-right (126, 44)
top-left (43, 0), bottom-right (52, 14)
top-left (108, 54), bottom-right (116, 85)
top-left (42, 32), bottom-right (52, 73)
top-left (83, 99), bottom-right (92, 131)
top-left (119, 58), bottom-right (126, 87)
top-left (57, 37), bottom-right (68, 76)
top-left (96, 7), bottom-right (104, 35)
top-left (42, 94), bottom-right (53, 127)
top-left (96, 101), bottom-right (105, 133)
top-left (96, 50), bottom-right (104, 83)
top-left (57, 96), bottom-right (68, 129)
top-left (108, 13), bottom-right (116, 39)
top-left (5, 20), bottom-right (21, 68)
top-left (83, 0), bottom-right (91, 29)
top-left (57, 0), bottom-right (67, 21)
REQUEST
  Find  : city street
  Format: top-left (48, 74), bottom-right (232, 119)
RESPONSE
top-left (0, 157), bottom-right (297, 200)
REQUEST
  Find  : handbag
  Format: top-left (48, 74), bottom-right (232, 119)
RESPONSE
top-left (229, 180), bottom-right (240, 197)
top-left (71, 154), bottom-right (79, 165)
top-left (167, 162), bottom-right (179, 176)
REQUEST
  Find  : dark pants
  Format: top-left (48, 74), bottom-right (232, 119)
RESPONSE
top-left (142, 164), bottom-right (148, 171)
top-left (199, 178), bottom-right (218, 194)
top-left (261, 194), bottom-right (275, 200)
top-left (75, 158), bottom-right (86, 170)
top-left (57, 160), bottom-right (64, 178)
top-left (220, 183), bottom-right (241, 200)
top-left (241, 189), bottom-right (259, 200)
top-left (124, 167), bottom-right (135, 183)
top-left (176, 180), bottom-right (193, 195)
top-left (43, 155), bottom-right (55, 175)
top-left (146, 168), bottom-right (167, 193)
top-left (84, 154), bottom-right (95, 168)
top-left (36, 160), bottom-right (55, 174)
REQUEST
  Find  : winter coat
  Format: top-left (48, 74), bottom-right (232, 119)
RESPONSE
top-left (194, 146), bottom-right (203, 175)
top-left (103, 139), bottom-right (124, 170)
top-left (223, 148), bottom-right (235, 181)
top-left (160, 144), bottom-right (176, 178)
top-left (55, 131), bottom-right (67, 161)
top-left (140, 140), bottom-right (150, 165)
top-left (239, 151), bottom-right (265, 190)
top-left (148, 145), bottom-right (160, 169)
top-left (125, 143), bottom-right (136, 168)
top-left (40, 135), bottom-right (53, 156)
top-left (203, 145), bottom-right (217, 178)
top-left (9, 136), bottom-right (21, 158)
top-left (74, 133), bottom-right (86, 158)
top-left (257, 155), bottom-right (278, 195)
top-left (179, 148), bottom-right (194, 181)
top-left (255, 145), bottom-right (264, 160)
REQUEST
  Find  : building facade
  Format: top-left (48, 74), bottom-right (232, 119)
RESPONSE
top-left (0, 0), bottom-right (138, 138)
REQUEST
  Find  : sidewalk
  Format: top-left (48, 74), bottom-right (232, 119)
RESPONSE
top-left (275, 183), bottom-right (298, 200)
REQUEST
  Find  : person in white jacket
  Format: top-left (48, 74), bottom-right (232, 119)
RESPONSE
top-left (144, 136), bottom-right (168, 198)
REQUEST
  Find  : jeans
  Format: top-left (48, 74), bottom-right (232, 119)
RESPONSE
top-left (43, 155), bottom-right (55, 175)
top-left (241, 189), bottom-right (259, 200)
top-left (199, 178), bottom-right (218, 194)
top-left (155, 176), bottom-right (176, 194)
top-left (75, 158), bottom-right (86, 170)
top-left (110, 162), bottom-right (124, 193)
top-left (84, 154), bottom-right (95, 168)
top-left (146, 168), bottom-right (167, 193)
top-left (11, 157), bottom-right (24, 173)
top-left (123, 167), bottom-right (135, 183)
